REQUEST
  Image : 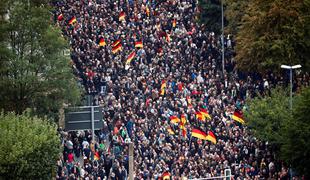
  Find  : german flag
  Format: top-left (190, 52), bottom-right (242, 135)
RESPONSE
top-left (167, 127), bottom-right (175, 135)
top-left (57, 14), bottom-right (63, 21)
top-left (191, 128), bottom-right (207, 140)
top-left (186, 96), bottom-right (192, 108)
top-left (68, 16), bottom-right (77, 25)
top-left (169, 116), bottom-right (180, 124)
top-left (180, 114), bottom-right (186, 128)
top-left (112, 43), bottom-right (122, 54)
top-left (232, 110), bottom-right (245, 124)
top-left (126, 51), bottom-right (136, 64)
top-left (162, 172), bottom-right (170, 180)
top-left (94, 151), bottom-right (100, 160)
top-left (180, 114), bottom-right (187, 138)
top-left (200, 108), bottom-right (211, 120)
top-left (146, 6), bottom-right (150, 17)
top-left (195, 111), bottom-right (206, 121)
top-left (112, 39), bottom-right (121, 47)
top-left (172, 19), bottom-right (176, 28)
top-left (119, 11), bottom-right (126, 21)
top-left (99, 38), bottom-right (106, 47)
top-left (181, 129), bottom-right (187, 138)
top-left (206, 131), bottom-right (217, 144)
top-left (135, 41), bottom-right (143, 48)
top-left (160, 80), bottom-right (167, 95)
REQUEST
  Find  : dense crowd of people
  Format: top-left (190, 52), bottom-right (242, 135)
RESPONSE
top-left (53, 0), bottom-right (309, 179)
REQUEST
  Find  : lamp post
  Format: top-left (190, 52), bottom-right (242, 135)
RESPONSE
top-left (280, 64), bottom-right (302, 110)
top-left (221, 0), bottom-right (225, 75)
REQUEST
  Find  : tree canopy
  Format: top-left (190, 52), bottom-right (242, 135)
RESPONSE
top-left (235, 0), bottom-right (310, 73)
top-left (198, 0), bottom-right (223, 34)
top-left (0, 112), bottom-right (60, 179)
top-left (224, 0), bottom-right (247, 35)
top-left (0, 0), bottom-right (82, 119)
top-left (281, 87), bottom-right (310, 177)
top-left (245, 87), bottom-right (310, 177)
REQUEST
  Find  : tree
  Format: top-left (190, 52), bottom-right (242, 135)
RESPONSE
top-left (245, 87), bottom-right (310, 177)
top-left (224, 0), bottom-right (247, 35)
top-left (245, 87), bottom-right (291, 146)
top-left (0, 0), bottom-right (82, 119)
top-left (281, 87), bottom-right (310, 177)
top-left (0, 112), bottom-right (60, 179)
top-left (235, 0), bottom-right (310, 73)
top-left (198, 0), bottom-right (222, 34)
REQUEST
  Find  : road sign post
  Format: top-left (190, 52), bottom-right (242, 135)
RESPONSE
top-left (225, 169), bottom-right (231, 180)
top-left (65, 106), bottom-right (103, 140)
top-left (129, 143), bottom-right (134, 180)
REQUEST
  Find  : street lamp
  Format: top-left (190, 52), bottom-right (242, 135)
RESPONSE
top-left (280, 64), bottom-right (302, 110)
top-left (221, 0), bottom-right (225, 75)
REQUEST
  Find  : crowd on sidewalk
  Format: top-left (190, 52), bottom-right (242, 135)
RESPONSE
top-left (53, 0), bottom-right (309, 179)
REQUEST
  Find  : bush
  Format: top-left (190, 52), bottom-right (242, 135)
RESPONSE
top-left (0, 112), bottom-right (60, 179)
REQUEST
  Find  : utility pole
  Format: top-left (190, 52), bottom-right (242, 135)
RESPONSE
top-left (129, 142), bottom-right (134, 180)
top-left (91, 106), bottom-right (95, 141)
top-left (280, 64), bottom-right (302, 110)
top-left (221, 0), bottom-right (225, 75)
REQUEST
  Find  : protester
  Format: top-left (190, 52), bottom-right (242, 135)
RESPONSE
top-left (53, 0), bottom-right (309, 179)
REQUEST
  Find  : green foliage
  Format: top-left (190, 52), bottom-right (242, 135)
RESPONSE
top-left (0, 112), bottom-right (60, 179)
top-left (224, 0), bottom-right (247, 35)
top-left (198, 0), bottom-right (247, 35)
top-left (245, 87), bottom-right (291, 145)
top-left (281, 87), bottom-right (310, 177)
top-left (235, 0), bottom-right (310, 73)
top-left (0, 0), bottom-right (82, 120)
top-left (245, 87), bottom-right (310, 177)
top-left (198, 0), bottom-right (222, 34)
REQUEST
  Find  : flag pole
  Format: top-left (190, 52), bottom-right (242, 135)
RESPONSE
top-left (189, 134), bottom-right (192, 147)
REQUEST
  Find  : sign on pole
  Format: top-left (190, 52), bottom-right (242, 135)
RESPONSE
top-left (225, 169), bottom-right (231, 180)
top-left (65, 106), bottom-right (103, 133)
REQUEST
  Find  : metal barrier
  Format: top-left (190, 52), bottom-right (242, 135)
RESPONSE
top-left (189, 169), bottom-right (232, 180)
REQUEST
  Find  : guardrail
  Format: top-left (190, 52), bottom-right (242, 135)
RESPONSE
top-left (189, 169), bottom-right (232, 180)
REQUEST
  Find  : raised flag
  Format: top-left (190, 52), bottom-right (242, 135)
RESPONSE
top-left (162, 172), bottom-right (170, 180)
top-left (99, 38), bottom-right (106, 47)
top-left (94, 151), bottom-right (100, 160)
top-left (135, 41), bottom-right (143, 48)
top-left (68, 16), bottom-right (77, 25)
top-left (186, 96), bottom-right (192, 108)
top-left (112, 39), bottom-right (121, 47)
top-left (232, 110), bottom-right (245, 124)
top-left (126, 51), bottom-right (136, 64)
top-left (191, 128), bottom-right (207, 140)
top-left (112, 43), bottom-right (122, 54)
top-left (169, 116), bottom-right (180, 124)
top-left (172, 19), bottom-right (176, 28)
top-left (146, 6), bottom-right (150, 16)
top-left (200, 108), bottom-right (211, 120)
top-left (180, 114), bottom-right (186, 128)
top-left (181, 129), bottom-right (187, 138)
top-left (167, 127), bottom-right (175, 135)
top-left (57, 14), bottom-right (64, 21)
top-left (195, 111), bottom-right (206, 121)
top-left (160, 80), bottom-right (167, 95)
top-left (119, 11), bottom-right (126, 21)
top-left (206, 131), bottom-right (217, 144)
top-left (180, 114), bottom-right (187, 138)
